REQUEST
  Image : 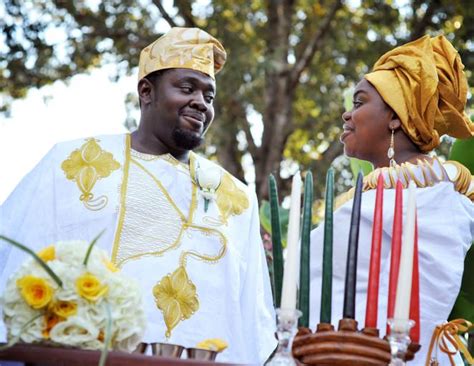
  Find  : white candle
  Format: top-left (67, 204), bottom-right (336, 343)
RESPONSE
top-left (280, 172), bottom-right (302, 311)
top-left (393, 180), bottom-right (416, 321)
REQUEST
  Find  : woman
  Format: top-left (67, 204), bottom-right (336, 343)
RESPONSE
top-left (310, 35), bottom-right (473, 366)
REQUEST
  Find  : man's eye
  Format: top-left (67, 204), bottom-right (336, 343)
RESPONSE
top-left (205, 95), bottom-right (215, 103)
top-left (181, 86), bottom-right (193, 93)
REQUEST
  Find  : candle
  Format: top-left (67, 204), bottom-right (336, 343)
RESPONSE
top-left (280, 173), bottom-right (302, 310)
top-left (320, 168), bottom-right (334, 324)
top-left (409, 215), bottom-right (420, 342)
top-left (365, 172), bottom-right (384, 328)
top-left (342, 171), bottom-right (363, 319)
top-left (299, 171), bottom-right (313, 327)
top-left (269, 174), bottom-right (284, 308)
top-left (386, 180), bottom-right (403, 334)
top-left (393, 181), bottom-right (416, 321)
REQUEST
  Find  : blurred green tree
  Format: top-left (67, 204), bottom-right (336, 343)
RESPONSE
top-left (1, 0), bottom-right (473, 200)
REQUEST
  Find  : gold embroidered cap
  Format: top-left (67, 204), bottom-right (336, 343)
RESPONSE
top-left (138, 27), bottom-right (227, 80)
top-left (365, 35), bottom-right (474, 152)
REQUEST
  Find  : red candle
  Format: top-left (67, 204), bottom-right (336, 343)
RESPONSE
top-left (386, 180), bottom-right (403, 334)
top-left (409, 215), bottom-right (420, 343)
top-left (365, 173), bottom-right (384, 328)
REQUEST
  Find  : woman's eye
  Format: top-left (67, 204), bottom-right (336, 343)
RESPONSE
top-left (352, 100), bottom-right (362, 108)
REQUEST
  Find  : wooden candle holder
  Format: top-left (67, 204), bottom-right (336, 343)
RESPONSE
top-left (292, 319), bottom-right (420, 365)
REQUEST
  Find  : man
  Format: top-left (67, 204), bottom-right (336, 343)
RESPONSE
top-left (0, 27), bottom-right (276, 363)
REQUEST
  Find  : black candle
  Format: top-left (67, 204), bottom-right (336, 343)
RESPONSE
top-left (342, 171), bottom-right (363, 319)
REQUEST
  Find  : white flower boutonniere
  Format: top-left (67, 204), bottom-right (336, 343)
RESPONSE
top-left (195, 163), bottom-right (222, 212)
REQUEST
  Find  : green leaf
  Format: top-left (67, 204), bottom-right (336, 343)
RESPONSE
top-left (259, 201), bottom-right (289, 248)
top-left (349, 157), bottom-right (373, 181)
top-left (449, 243), bottom-right (474, 323)
top-left (448, 137), bottom-right (474, 175)
top-left (99, 301), bottom-right (112, 366)
top-left (0, 314), bottom-right (43, 351)
top-left (0, 236), bottom-right (62, 287)
top-left (83, 230), bottom-right (106, 266)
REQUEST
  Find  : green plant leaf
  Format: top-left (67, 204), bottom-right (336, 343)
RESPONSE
top-left (349, 158), bottom-right (373, 181)
top-left (99, 301), bottom-right (112, 366)
top-left (83, 229), bottom-right (106, 266)
top-left (448, 137), bottom-right (474, 175)
top-left (449, 243), bottom-right (474, 323)
top-left (0, 314), bottom-right (43, 351)
top-left (259, 201), bottom-right (289, 248)
top-left (0, 236), bottom-right (62, 287)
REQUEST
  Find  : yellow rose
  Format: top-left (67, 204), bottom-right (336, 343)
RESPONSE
top-left (42, 313), bottom-right (62, 339)
top-left (102, 259), bottom-right (119, 273)
top-left (196, 338), bottom-right (228, 352)
top-left (76, 273), bottom-right (108, 302)
top-left (16, 276), bottom-right (53, 309)
top-left (50, 300), bottom-right (77, 318)
top-left (37, 245), bottom-right (55, 262)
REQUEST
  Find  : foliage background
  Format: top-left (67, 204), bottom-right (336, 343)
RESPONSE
top-left (2, 0), bottom-right (473, 202)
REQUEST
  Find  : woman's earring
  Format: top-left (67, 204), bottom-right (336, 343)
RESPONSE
top-left (388, 129), bottom-right (396, 167)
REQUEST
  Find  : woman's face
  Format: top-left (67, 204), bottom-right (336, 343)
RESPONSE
top-left (340, 78), bottom-right (395, 164)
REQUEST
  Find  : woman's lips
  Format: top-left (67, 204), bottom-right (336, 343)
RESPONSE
top-left (340, 124), bottom-right (354, 142)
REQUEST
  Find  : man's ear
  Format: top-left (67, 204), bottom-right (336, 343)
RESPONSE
top-left (137, 78), bottom-right (154, 106)
top-left (389, 112), bottom-right (402, 131)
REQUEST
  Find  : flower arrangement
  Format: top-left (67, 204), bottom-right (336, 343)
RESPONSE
top-left (1, 238), bottom-right (146, 354)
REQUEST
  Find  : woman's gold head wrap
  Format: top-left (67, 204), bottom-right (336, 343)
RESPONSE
top-left (365, 35), bottom-right (473, 152)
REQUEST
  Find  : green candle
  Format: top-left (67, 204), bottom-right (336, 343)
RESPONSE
top-left (320, 168), bottom-right (334, 324)
top-left (299, 171), bottom-right (313, 327)
top-left (269, 174), bottom-right (283, 308)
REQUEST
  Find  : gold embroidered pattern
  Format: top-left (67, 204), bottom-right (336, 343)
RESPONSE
top-left (153, 266), bottom-right (199, 338)
top-left (113, 147), bottom-right (231, 338)
top-left (335, 157), bottom-right (473, 208)
top-left (61, 138), bottom-right (120, 211)
top-left (215, 173), bottom-right (249, 224)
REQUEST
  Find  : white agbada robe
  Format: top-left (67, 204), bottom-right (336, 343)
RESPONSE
top-left (310, 160), bottom-right (474, 366)
top-left (0, 134), bottom-right (277, 364)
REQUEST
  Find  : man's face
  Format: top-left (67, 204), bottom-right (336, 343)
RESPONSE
top-left (147, 68), bottom-right (216, 152)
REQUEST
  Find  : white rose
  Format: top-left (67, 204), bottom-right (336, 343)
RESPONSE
top-left (49, 317), bottom-right (99, 348)
top-left (196, 165), bottom-right (222, 192)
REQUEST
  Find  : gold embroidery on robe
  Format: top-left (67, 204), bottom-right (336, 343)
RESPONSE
top-left (215, 173), bottom-right (249, 224)
top-left (153, 266), bottom-right (199, 338)
top-left (61, 138), bottom-right (120, 211)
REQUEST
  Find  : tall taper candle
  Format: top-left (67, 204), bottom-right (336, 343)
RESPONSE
top-left (343, 171), bottom-right (363, 319)
top-left (365, 172), bottom-right (384, 328)
top-left (320, 168), bottom-right (334, 324)
top-left (409, 216), bottom-right (420, 342)
top-left (269, 174), bottom-right (284, 308)
top-left (299, 171), bottom-right (313, 327)
top-left (386, 179), bottom-right (403, 334)
top-left (394, 181), bottom-right (416, 322)
top-left (280, 173), bottom-right (302, 311)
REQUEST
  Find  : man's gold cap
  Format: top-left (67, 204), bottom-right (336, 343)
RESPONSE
top-left (138, 27), bottom-right (227, 80)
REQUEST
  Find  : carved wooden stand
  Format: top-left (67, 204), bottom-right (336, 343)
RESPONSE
top-left (292, 319), bottom-right (420, 365)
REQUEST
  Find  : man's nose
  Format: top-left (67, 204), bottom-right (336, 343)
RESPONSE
top-left (190, 93), bottom-right (208, 112)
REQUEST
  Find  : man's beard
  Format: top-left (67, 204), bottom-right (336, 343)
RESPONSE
top-left (172, 127), bottom-right (204, 150)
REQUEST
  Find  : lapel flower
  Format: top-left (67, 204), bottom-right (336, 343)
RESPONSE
top-left (195, 161), bottom-right (222, 212)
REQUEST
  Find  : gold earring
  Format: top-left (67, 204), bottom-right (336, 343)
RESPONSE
top-left (387, 129), bottom-right (396, 167)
